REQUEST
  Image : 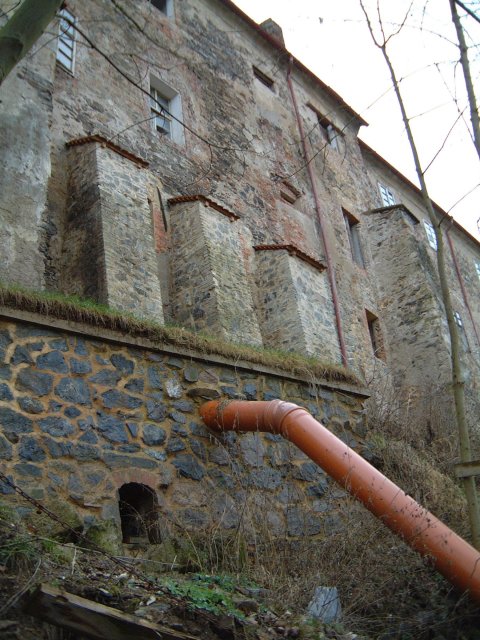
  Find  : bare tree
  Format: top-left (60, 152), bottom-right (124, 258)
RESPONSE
top-left (0, 0), bottom-right (63, 85)
top-left (450, 0), bottom-right (480, 160)
top-left (359, 0), bottom-right (480, 549)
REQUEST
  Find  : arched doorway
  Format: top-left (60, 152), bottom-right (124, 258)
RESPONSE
top-left (118, 483), bottom-right (161, 544)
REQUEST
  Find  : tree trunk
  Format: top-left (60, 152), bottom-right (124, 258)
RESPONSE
top-left (0, 0), bottom-right (64, 85)
top-left (360, 1), bottom-right (480, 550)
top-left (450, 0), bottom-right (480, 161)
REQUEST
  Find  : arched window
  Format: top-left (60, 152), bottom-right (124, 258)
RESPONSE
top-left (118, 483), bottom-right (161, 544)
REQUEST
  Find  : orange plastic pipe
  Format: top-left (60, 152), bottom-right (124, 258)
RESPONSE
top-left (200, 399), bottom-right (480, 602)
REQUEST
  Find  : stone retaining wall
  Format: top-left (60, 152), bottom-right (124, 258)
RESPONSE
top-left (0, 312), bottom-right (367, 543)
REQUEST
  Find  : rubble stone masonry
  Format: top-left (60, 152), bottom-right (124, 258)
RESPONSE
top-left (0, 313), bottom-right (367, 539)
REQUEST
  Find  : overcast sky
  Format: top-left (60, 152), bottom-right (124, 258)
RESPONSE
top-left (233, 0), bottom-right (480, 239)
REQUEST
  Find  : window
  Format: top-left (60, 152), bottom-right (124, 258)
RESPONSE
top-left (453, 311), bottom-right (469, 351)
top-left (366, 310), bottom-right (386, 360)
top-left (307, 104), bottom-right (340, 150)
top-left (423, 220), bottom-right (437, 250)
top-left (148, 0), bottom-right (173, 16)
top-left (280, 180), bottom-right (301, 205)
top-left (343, 209), bottom-right (365, 267)
top-left (253, 66), bottom-right (274, 90)
top-left (378, 183), bottom-right (395, 207)
top-left (475, 262), bottom-right (480, 281)
top-left (149, 77), bottom-right (184, 144)
top-left (151, 0), bottom-right (167, 11)
top-left (150, 87), bottom-right (172, 136)
top-left (119, 483), bottom-right (161, 544)
top-left (56, 8), bottom-right (76, 72)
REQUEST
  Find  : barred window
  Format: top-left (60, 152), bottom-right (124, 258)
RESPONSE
top-left (56, 8), bottom-right (76, 73)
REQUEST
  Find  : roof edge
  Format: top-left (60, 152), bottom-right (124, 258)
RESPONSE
top-left (218, 0), bottom-right (368, 127)
top-left (359, 140), bottom-right (480, 249)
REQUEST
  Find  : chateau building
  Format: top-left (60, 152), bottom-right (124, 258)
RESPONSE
top-left (0, 0), bottom-right (478, 535)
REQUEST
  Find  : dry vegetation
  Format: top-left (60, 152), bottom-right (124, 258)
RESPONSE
top-left (0, 286), bottom-right (479, 637)
top-left (0, 283), bottom-right (359, 385)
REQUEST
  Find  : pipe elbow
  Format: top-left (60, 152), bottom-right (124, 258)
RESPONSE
top-left (200, 399), bottom-right (306, 436)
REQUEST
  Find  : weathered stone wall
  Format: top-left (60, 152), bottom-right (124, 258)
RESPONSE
top-left (62, 141), bottom-right (164, 320)
top-left (0, 313), bottom-right (367, 539)
top-left (365, 206), bottom-right (451, 387)
top-left (169, 199), bottom-right (262, 345)
top-left (362, 149), bottom-right (480, 391)
top-left (0, 0), bottom-right (479, 404)
top-left (255, 249), bottom-right (340, 362)
top-left (0, 17), bottom-right (57, 290)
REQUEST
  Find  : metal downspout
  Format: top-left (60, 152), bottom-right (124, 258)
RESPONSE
top-left (286, 58), bottom-right (348, 367)
top-left (446, 229), bottom-right (480, 350)
top-left (200, 399), bottom-right (480, 602)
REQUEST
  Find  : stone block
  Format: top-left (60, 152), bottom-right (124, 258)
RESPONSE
top-left (14, 463), bottom-right (42, 477)
top-left (70, 358), bottom-right (92, 374)
top-left (307, 587), bottom-right (342, 623)
top-left (101, 389), bottom-right (143, 409)
top-left (142, 423), bottom-right (166, 446)
top-left (39, 416), bottom-right (75, 437)
top-left (165, 378), bottom-right (182, 398)
top-left (286, 507), bottom-right (322, 536)
top-left (43, 436), bottom-right (72, 458)
top-left (11, 345), bottom-right (33, 365)
top-left (0, 407), bottom-right (33, 435)
top-left (0, 435), bottom-right (13, 459)
top-left (184, 366), bottom-right (199, 382)
top-left (125, 378), bottom-right (144, 393)
top-left (0, 383), bottom-right (13, 401)
top-left (19, 436), bottom-right (46, 461)
top-left (97, 415), bottom-right (128, 443)
top-left (16, 368), bottom-right (53, 396)
top-left (55, 377), bottom-right (91, 405)
top-left (103, 453), bottom-right (157, 469)
top-left (89, 369), bottom-right (121, 386)
top-left (36, 350), bottom-right (68, 373)
top-left (110, 353), bottom-right (135, 375)
top-left (166, 437), bottom-right (186, 453)
top-left (146, 400), bottom-right (167, 422)
top-left (172, 454), bottom-right (205, 480)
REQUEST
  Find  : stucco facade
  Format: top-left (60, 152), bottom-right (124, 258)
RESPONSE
top-left (0, 0), bottom-right (479, 463)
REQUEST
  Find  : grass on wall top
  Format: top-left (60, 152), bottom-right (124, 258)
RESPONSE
top-left (0, 284), bottom-right (360, 386)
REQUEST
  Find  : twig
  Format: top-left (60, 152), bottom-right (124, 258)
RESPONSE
top-left (0, 558), bottom-right (41, 616)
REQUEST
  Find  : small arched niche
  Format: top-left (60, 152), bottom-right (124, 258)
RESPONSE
top-left (118, 482), bottom-right (161, 544)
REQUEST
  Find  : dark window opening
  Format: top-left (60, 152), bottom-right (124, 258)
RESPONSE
top-left (150, 0), bottom-right (168, 13)
top-left (253, 66), bottom-right (274, 90)
top-left (307, 103), bottom-right (340, 149)
top-left (119, 483), bottom-right (161, 544)
top-left (366, 310), bottom-right (386, 361)
top-left (280, 180), bottom-right (301, 205)
top-left (343, 209), bottom-right (365, 267)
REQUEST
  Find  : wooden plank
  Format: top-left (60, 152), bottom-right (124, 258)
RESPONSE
top-left (24, 583), bottom-right (198, 640)
top-left (454, 460), bottom-right (480, 478)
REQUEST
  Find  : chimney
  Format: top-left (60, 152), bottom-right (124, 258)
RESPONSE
top-left (259, 19), bottom-right (285, 47)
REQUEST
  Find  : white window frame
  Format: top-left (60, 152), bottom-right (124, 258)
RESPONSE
top-left (56, 8), bottom-right (76, 73)
top-left (475, 262), bottom-right (480, 281)
top-left (149, 77), bottom-right (184, 145)
top-left (378, 183), bottom-right (395, 207)
top-left (423, 220), bottom-right (438, 251)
